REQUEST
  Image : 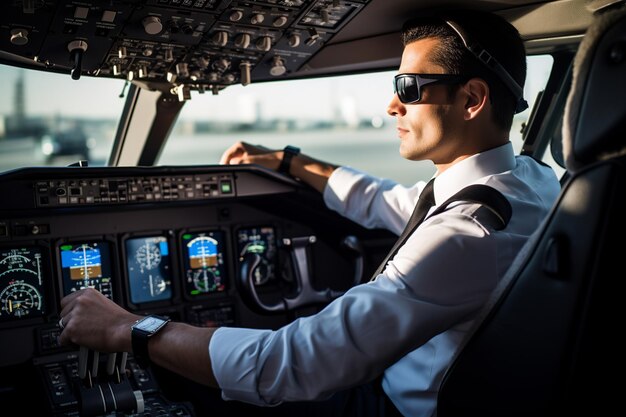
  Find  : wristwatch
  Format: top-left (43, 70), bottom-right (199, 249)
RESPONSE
top-left (278, 145), bottom-right (300, 175)
top-left (131, 315), bottom-right (170, 368)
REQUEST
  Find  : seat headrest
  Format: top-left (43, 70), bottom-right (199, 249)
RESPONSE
top-left (563, 6), bottom-right (626, 172)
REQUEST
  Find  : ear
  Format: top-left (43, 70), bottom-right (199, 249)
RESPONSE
top-left (461, 78), bottom-right (489, 121)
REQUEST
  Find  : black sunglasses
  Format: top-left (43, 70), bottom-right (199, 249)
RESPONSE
top-left (393, 73), bottom-right (465, 104)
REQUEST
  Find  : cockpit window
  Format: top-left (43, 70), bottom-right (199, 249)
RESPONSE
top-left (160, 55), bottom-right (553, 185)
top-left (0, 64), bottom-right (125, 172)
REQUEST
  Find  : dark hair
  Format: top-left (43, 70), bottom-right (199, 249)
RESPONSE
top-left (401, 10), bottom-right (527, 131)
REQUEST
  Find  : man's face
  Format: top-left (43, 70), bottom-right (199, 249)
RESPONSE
top-left (387, 37), bottom-right (466, 164)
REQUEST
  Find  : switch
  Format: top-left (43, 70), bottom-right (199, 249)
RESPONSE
top-left (229, 10), bottom-right (243, 22)
top-left (220, 181), bottom-right (233, 194)
top-left (234, 33), bottom-right (251, 49)
top-left (250, 13), bottom-right (265, 25)
top-left (256, 36), bottom-right (271, 52)
top-left (273, 16), bottom-right (288, 27)
top-left (288, 33), bottom-right (300, 48)
top-left (101, 10), bottom-right (116, 23)
top-left (74, 6), bottom-right (89, 19)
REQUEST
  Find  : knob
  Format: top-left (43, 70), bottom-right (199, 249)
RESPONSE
top-left (118, 46), bottom-right (127, 58)
top-left (229, 10), bottom-right (243, 22)
top-left (273, 16), bottom-right (288, 27)
top-left (234, 33), bottom-right (251, 49)
top-left (207, 72), bottom-right (219, 82)
top-left (127, 70), bottom-right (135, 81)
top-left (112, 63), bottom-right (122, 76)
top-left (142, 47), bottom-right (153, 57)
top-left (240, 61), bottom-right (251, 86)
top-left (213, 58), bottom-right (230, 72)
top-left (142, 16), bottom-right (163, 35)
top-left (256, 36), bottom-right (271, 52)
top-left (67, 39), bottom-right (88, 80)
top-left (269, 56), bottom-right (286, 76)
top-left (288, 33), bottom-right (301, 48)
top-left (250, 13), bottom-right (265, 24)
top-left (10, 28), bottom-right (29, 46)
top-left (223, 73), bottom-right (236, 84)
top-left (212, 31), bottom-right (228, 47)
top-left (196, 56), bottom-right (210, 69)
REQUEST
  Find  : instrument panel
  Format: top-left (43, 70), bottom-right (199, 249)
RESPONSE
top-left (0, 164), bottom-right (389, 416)
top-left (0, 0), bottom-right (373, 92)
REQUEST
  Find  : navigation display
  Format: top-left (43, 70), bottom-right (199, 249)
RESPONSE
top-left (181, 231), bottom-right (227, 297)
top-left (0, 247), bottom-right (46, 321)
top-left (59, 241), bottom-right (113, 299)
top-left (125, 235), bottom-right (172, 304)
top-left (237, 226), bottom-right (277, 286)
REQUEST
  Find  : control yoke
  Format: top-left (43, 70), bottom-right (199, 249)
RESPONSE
top-left (238, 235), bottom-right (364, 314)
top-left (76, 346), bottom-right (144, 416)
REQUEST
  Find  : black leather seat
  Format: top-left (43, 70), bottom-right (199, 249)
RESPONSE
top-left (437, 5), bottom-right (626, 416)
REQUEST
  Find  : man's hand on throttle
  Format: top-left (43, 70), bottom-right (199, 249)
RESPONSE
top-left (58, 288), bottom-right (139, 353)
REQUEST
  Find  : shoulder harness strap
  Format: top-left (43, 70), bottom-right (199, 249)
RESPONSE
top-left (428, 185), bottom-right (512, 230)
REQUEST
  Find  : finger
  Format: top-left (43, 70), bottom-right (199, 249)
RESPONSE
top-left (59, 287), bottom-right (86, 309)
top-left (219, 142), bottom-right (245, 164)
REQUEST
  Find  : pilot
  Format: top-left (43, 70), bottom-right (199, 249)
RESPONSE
top-left (59, 10), bottom-right (561, 417)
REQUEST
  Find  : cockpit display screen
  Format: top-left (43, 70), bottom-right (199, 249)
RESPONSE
top-left (125, 235), bottom-right (172, 304)
top-left (59, 241), bottom-right (113, 299)
top-left (0, 247), bottom-right (46, 321)
top-left (237, 226), bottom-right (277, 286)
top-left (181, 231), bottom-right (227, 296)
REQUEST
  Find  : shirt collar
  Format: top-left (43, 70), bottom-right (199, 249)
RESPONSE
top-left (431, 142), bottom-right (516, 204)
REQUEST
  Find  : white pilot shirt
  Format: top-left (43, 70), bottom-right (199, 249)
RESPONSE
top-left (209, 142), bottom-right (561, 417)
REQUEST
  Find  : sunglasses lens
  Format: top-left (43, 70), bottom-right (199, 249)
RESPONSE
top-left (395, 75), bottom-right (420, 103)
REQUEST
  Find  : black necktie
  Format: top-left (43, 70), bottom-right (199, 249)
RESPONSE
top-left (370, 178), bottom-right (436, 280)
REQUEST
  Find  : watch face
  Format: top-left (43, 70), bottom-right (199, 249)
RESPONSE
top-left (135, 316), bottom-right (167, 333)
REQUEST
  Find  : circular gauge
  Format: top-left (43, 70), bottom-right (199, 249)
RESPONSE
top-left (189, 268), bottom-right (219, 293)
top-left (136, 243), bottom-right (161, 271)
top-left (0, 281), bottom-right (43, 318)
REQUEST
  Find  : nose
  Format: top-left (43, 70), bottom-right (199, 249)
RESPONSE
top-left (387, 94), bottom-right (406, 117)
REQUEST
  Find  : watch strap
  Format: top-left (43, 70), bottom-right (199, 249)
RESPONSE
top-left (131, 315), bottom-right (170, 369)
top-left (278, 145), bottom-right (300, 175)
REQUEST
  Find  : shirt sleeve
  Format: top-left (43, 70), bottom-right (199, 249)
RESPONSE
top-left (209, 209), bottom-right (501, 406)
top-left (323, 166), bottom-right (423, 234)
